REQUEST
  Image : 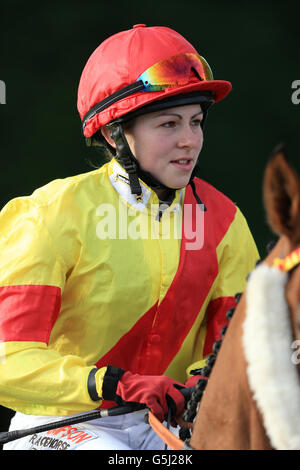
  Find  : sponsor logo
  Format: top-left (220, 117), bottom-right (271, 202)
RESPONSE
top-left (27, 425), bottom-right (97, 450)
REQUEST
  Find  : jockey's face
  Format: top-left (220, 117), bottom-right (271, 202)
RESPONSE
top-left (102, 103), bottom-right (204, 199)
top-left (123, 103), bottom-right (204, 196)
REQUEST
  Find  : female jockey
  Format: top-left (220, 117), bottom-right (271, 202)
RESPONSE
top-left (0, 24), bottom-right (259, 450)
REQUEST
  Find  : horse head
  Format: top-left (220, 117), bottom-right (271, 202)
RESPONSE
top-left (263, 145), bottom-right (300, 341)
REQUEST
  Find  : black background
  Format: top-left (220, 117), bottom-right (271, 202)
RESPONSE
top-left (1, 0), bottom-right (300, 443)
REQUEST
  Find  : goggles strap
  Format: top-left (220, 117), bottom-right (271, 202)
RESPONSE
top-left (82, 81), bottom-right (144, 130)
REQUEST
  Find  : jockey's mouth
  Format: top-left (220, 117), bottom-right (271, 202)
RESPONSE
top-left (170, 158), bottom-right (194, 170)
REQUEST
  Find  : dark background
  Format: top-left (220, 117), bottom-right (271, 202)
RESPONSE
top-left (1, 0), bottom-right (300, 443)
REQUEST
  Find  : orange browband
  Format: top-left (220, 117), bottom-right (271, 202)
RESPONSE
top-left (273, 246), bottom-right (300, 272)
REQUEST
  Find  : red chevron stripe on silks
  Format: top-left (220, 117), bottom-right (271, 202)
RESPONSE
top-left (97, 180), bottom-right (237, 408)
top-left (203, 296), bottom-right (237, 357)
top-left (0, 284), bottom-right (61, 343)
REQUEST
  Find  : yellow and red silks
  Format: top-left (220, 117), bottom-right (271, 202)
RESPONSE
top-left (0, 159), bottom-right (259, 415)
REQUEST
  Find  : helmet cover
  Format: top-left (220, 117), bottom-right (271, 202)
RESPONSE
top-left (77, 24), bottom-right (232, 138)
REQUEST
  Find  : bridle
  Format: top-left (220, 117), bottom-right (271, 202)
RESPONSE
top-left (273, 246), bottom-right (300, 273)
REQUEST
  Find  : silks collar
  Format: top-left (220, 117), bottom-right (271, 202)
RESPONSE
top-left (108, 159), bottom-right (183, 212)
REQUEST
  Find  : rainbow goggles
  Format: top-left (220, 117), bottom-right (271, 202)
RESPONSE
top-left (137, 53), bottom-right (214, 91)
top-left (82, 52), bottom-right (214, 130)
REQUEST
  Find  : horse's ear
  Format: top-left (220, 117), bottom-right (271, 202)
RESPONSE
top-left (263, 144), bottom-right (300, 244)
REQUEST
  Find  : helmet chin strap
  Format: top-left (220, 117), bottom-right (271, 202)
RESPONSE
top-left (108, 121), bottom-right (143, 201)
top-left (108, 121), bottom-right (173, 198)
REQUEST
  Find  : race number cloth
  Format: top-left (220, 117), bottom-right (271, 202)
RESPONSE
top-left (0, 159), bottom-right (259, 416)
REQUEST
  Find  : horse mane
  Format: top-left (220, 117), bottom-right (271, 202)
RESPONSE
top-left (263, 144), bottom-right (300, 245)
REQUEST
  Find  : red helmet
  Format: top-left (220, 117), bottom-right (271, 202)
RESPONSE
top-left (77, 24), bottom-right (232, 139)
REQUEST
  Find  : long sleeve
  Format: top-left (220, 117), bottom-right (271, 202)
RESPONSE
top-left (0, 196), bottom-right (103, 416)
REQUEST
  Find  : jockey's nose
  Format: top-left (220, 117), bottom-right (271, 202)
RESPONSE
top-left (176, 124), bottom-right (203, 150)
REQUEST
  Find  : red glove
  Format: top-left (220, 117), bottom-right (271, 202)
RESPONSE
top-left (102, 366), bottom-right (185, 422)
top-left (185, 374), bottom-right (207, 388)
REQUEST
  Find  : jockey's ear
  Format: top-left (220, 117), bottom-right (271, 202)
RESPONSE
top-left (100, 126), bottom-right (117, 148)
top-left (263, 144), bottom-right (300, 245)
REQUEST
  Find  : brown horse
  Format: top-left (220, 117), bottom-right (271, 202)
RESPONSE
top-left (188, 147), bottom-right (300, 450)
